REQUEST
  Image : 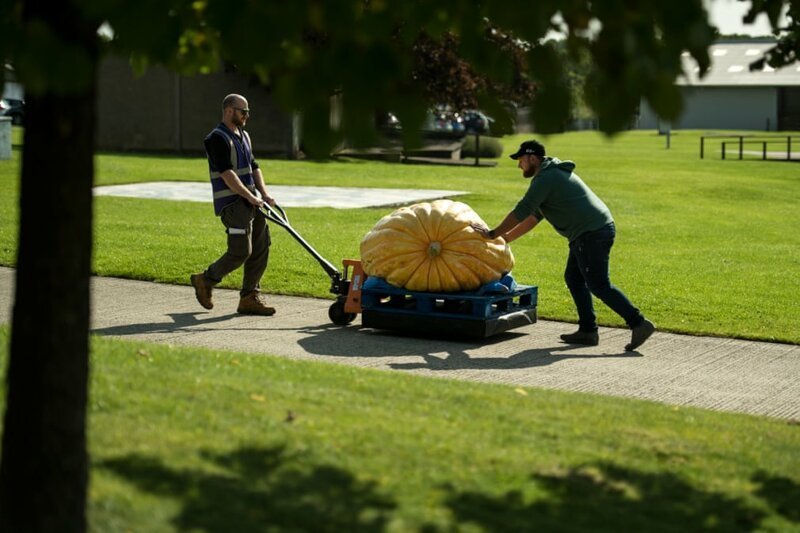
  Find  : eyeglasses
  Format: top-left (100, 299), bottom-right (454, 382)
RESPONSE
top-left (233, 107), bottom-right (250, 116)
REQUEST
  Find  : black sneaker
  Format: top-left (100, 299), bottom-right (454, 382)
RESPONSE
top-left (560, 330), bottom-right (599, 346)
top-left (625, 319), bottom-right (655, 351)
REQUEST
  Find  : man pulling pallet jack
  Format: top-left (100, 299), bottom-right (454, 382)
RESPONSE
top-left (190, 93), bottom-right (278, 316)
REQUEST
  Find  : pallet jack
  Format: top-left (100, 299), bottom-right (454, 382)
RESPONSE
top-left (261, 203), bottom-right (537, 338)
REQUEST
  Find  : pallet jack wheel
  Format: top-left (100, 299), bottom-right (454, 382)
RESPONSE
top-left (329, 297), bottom-right (356, 325)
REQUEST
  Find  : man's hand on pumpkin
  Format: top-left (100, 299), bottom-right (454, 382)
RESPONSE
top-left (470, 223), bottom-right (492, 239)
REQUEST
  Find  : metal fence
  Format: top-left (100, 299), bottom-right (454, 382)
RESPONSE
top-left (700, 134), bottom-right (798, 161)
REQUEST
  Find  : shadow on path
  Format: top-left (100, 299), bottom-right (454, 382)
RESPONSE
top-left (295, 325), bottom-right (641, 370)
top-left (389, 348), bottom-right (642, 371)
top-left (91, 312), bottom-right (239, 337)
top-left (92, 313), bottom-right (641, 371)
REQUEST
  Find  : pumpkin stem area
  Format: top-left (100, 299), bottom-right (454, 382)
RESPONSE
top-left (428, 241), bottom-right (442, 257)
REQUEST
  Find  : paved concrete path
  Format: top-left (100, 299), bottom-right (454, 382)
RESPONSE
top-left (1, 267), bottom-right (798, 421)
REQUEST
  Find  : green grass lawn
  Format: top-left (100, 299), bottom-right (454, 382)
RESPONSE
top-left (2, 127), bottom-right (799, 531)
top-left (1, 126), bottom-right (798, 342)
top-left (0, 328), bottom-right (797, 531)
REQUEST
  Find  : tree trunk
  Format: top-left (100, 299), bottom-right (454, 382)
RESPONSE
top-left (0, 2), bottom-right (97, 531)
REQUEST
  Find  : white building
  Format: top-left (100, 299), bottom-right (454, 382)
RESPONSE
top-left (639, 41), bottom-right (800, 131)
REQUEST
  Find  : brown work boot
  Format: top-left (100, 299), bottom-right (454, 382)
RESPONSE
top-left (237, 291), bottom-right (276, 316)
top-left (190, 273), bottom-right (213, 310)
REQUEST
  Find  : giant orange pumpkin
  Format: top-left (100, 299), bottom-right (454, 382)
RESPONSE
top-left (360, 200), bottom-right (514, 292)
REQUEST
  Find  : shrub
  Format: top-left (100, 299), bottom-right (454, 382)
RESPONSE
top-left (461, 135), bottom-right (503, 158)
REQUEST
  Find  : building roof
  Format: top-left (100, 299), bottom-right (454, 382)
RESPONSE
top-left (678, 41), bottom-right (800, 87)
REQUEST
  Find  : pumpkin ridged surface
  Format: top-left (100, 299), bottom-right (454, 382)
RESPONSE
top-left (360, 200), bottom-right (514, 292)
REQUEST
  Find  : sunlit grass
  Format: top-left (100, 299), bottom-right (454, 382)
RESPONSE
top-left (1, 128), bottom-right (799, 530)
top-left (1, 330), bottom-right (796, 531)
top-left (1, 129), bottom-right (798, 342)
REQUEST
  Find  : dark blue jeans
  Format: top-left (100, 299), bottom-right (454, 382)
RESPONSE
top-left (564, 223), bottom-right (643, 331)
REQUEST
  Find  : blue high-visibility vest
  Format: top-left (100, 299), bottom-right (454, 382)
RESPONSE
top-left (205, 124), bottom-right (256, 215)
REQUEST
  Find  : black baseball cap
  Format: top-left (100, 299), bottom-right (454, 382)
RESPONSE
top-left (509, 140), bottom-right (545, 160)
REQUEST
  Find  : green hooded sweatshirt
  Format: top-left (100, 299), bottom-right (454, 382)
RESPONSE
top-left (511, 157), bottom-right (613, 242)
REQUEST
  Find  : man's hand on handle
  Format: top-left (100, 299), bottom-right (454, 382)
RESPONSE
top-left (246, 194), bottom-right (265, 207)
top-left (247, 189), bottom-right (275, 207)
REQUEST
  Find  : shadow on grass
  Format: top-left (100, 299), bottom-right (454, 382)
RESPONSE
top-left (99, 451), bottom-right (794, 531)
top-left (753, 470), bottom-right (800, 523)
top-left (440, 462), bottom-right (767, 532)
top-left (99, 445), bottom-right (395, 532)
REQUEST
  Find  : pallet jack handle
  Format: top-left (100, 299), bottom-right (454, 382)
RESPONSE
top-left (259, 203), bottom-right (342, 284)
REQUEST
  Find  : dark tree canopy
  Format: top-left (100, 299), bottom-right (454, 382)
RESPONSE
top-left (0, 1), bottom-right (798, 531)
top-left (3, 0), bottom-right (795, 145)
top-left (745, 0), bottom-right (799, 67)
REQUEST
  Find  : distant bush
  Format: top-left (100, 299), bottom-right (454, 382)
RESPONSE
top-left (461, 135), bottom-right (503, 159)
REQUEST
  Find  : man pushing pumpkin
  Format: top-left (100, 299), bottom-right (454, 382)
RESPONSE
top-left (472, 140), bottom-right (655, 351)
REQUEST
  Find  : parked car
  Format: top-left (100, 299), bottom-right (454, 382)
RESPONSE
top-left (379, 107), bottom-right (492, 135)
top-left (425, 109), bottom-right (454, 132)
top-left (462, 109), bottom-right (494, 134)
top-left (450, 111), bottom-right (466, 133)
top-left (424, 105), bottom-right (470, 133)
top-left (0, 98), bottom-right (25, 126)
top-left (378, 112), bottom-right (402, 131)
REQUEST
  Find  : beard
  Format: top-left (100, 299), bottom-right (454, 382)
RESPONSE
top-left (522, 167), bottom-right (536, 178)
top-left (232, 115), bottom-right (246, 128)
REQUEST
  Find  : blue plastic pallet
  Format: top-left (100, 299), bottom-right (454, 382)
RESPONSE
top-left (360, 276), bottom-right (538, 338)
